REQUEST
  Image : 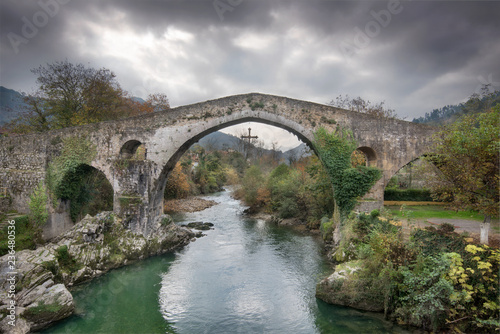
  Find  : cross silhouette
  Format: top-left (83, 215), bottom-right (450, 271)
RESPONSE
top-left (240, 127), bottom-right (258, 143)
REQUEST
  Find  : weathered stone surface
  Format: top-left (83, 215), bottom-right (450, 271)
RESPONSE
top-left (0, 93), bottom-right (437, 238)
top-left (0, 317), bottom-right (30, 334)
top-left (22, 284), bottom-right (74, 331)
top-left (316, 261), bottom-right (384, 312)
top-left (0, 212), bottom-right (193, 333)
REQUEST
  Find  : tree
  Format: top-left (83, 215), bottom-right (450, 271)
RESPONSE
top-left (34, 60), bottom-right (125, 128)
top-left (427, 104), bottom-right (499, 243)
top-left (125, 93), bottom-right (170, 115)
top-left (164, 162), bottom-right (190, 199)
top-left (328, 94), bottom-right (398, 119)
top-left (7, 60), bottom-right (169, 133)
top-left (8, 91), bottom-right (50, 133)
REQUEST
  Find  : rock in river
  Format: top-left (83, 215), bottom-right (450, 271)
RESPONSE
top-left (0, 212), bottom-right (194, 333)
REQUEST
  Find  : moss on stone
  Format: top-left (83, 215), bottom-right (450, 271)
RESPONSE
top-left (24, 301), bottom-right (64, 321)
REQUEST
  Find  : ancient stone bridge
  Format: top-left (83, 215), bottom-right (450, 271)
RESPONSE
top-left (0, 93), bottom-right (436, 238)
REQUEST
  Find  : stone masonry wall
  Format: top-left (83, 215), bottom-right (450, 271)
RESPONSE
top-left (0, 93), bottom-right (437, 237)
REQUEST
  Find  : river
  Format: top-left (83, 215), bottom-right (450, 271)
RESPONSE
top-left (44, 190), bottom-right (406, 333)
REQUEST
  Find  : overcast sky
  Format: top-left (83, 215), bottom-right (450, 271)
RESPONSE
top-left (1, 0), bottom-right (499, 149)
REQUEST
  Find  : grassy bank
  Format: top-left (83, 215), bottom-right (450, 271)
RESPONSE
top-left (385, 205), bottom-right (485, 222)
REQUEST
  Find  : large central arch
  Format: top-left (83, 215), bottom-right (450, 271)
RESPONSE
top-left (147, 111), bottom-right (317, 233)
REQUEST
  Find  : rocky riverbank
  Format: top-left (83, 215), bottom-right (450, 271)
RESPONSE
top-left (0, 212), bottom-right (194, 334)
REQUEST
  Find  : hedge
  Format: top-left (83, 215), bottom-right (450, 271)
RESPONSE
top-left (384, 188), bottom-right (433, 202)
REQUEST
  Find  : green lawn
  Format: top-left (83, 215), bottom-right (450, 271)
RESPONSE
top-left (385, 205), bottom-right (485, 222)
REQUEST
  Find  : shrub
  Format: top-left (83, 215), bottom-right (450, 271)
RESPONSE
top-left (384, 188), bottom-right (433, 201)
top-left (29, 182), bottom-right (48, 239)
top-left (319, 217), bottom-right (334, 241)
top-left (55, 245), bottom-right (81, 273)
top-left (392, 255), bottom-right (454, 331)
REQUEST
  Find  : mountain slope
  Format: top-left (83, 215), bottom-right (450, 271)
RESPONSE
top-left (0, 86), bottom-right (27, 125)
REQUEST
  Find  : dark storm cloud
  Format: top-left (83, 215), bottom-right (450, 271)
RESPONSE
top-left (1, 0), bottom-right (499, 119)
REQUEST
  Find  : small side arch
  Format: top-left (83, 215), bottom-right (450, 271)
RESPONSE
top-left (356, 146), bottom-right (377, 167)
top-left (120, 140), bottom-right (145, 159)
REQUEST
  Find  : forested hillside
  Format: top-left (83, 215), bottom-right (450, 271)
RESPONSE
top-left (412, 89), bottom-right (500, 125)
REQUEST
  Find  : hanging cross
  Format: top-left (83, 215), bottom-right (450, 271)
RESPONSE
top-left (240, 127), bottom-right (258, 143)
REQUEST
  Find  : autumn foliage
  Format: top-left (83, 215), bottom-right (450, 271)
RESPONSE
top-left (6, 60), bottom-right (169, 133)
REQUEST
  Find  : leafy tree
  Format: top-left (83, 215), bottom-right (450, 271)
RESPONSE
top-left (164, 162), bottom-right (191, 199)
top-left (241, 165), bottom-right (266, 207)
top-left (7, 60), bottom-right (169, 133)
top-left (351, 149), bottom-right (367, 167)
top-left (427, 105), bottom-right (499, 242)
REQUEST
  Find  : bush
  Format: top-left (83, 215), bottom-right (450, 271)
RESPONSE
top-left (29, 182), bottom-right (48, 234)
top-left (327, 208), bottom-right (499, 333)
top-left (319, 217), bottom-right (334, 241)
top-left (392, 255), bottom-right (454, 331)
top-left (0, 215), bottom-right (36, 256)
top-left (279, 198), bottom-right (299, 219)
top-left (55, 245), bottom-right (81, 273)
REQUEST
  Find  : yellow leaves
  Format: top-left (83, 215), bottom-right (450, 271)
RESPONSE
top-left (477, 261), bottom-right (492, 270)
top-left (391, 221), bottom-right (402, 227)
top-left (483, 301), bottom-right (499, 311)
top-left (164, 162), bottom-right (190, 199)
top-left (465, 244), bottom-right (486, 254)
top-left (450, 292), bottom-right (460, 302)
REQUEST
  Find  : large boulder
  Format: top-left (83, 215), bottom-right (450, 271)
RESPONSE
top-left (22, 284), bottom-right (74, 331)
top-left (316, 261), bottom-right (385, 312)
top-left (0, 249), bottom-right (74, 334)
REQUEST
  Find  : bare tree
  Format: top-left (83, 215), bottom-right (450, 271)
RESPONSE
top-left (328, 94), bottom-right (398, 119)
top-left (270, 141), bottom-right (282, 165)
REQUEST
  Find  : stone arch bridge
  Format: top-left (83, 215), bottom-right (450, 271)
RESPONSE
top-left (0, 93), bottom-right (436, 238)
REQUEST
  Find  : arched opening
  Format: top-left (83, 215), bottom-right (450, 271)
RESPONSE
top-left (356, 146), bottom-right (377, 167)
top-left (384, 157), bottom-right (437, 202)
top-left (154, 119), bottom-right (335, 225)
top-left (56, 164), bottom-right (114, 222)
top-left (120, 140), bottom-right (146, 159)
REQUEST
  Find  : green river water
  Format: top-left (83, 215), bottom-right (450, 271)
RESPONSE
top-left (43, 190), bottom-right (408, 334)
